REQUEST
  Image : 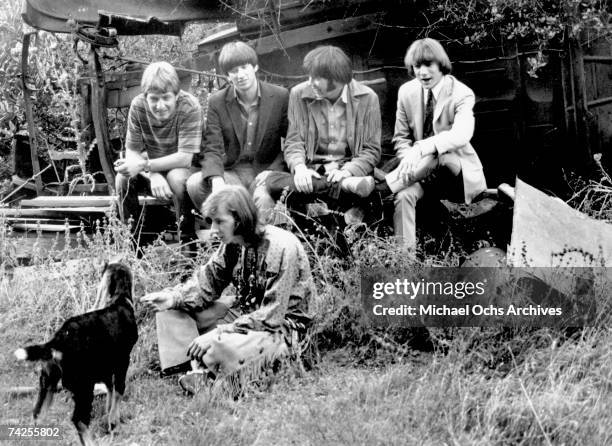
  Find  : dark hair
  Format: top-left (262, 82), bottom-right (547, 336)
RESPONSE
top-left (218, 41), bottom-right (259, 75)
top-left (303, 45), bottom-right (352, 84)
top-left (202, 185), bottom-right (262, 245)
top-left (404, 38), bottom-right (452, 75)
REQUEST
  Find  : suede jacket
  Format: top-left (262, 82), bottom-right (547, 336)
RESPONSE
top-left (283, 79), bottom-right (381, 176)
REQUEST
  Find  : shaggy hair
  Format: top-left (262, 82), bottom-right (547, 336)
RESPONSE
top-left (202, 185), bottom-right (263, 245)
top-left (218, 41), bottom-right (259, 75)
top-left (404, 38), bottom-right (452, 75)
top-left (141, 61), bottom-right (180, 95)
top-left (303, 45), bottom-right (353, 85)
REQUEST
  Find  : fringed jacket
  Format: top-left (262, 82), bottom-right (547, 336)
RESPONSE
top-left (170, 225), bottom-right (314, 334)
top-left (283, 79), bottom-right (382, 176)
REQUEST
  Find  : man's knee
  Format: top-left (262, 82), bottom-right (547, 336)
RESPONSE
top-left (253, 170), bottom-right (272, 188)
top-left (253, 187), bottom-right (275, 223)
top-left (253, 186), bottom-right (274, 204)
top-left (253, 172), bottom-right (275, 205)
top-left (186, 172), bottom-right (202, 194)
top-left (186, 172), bottom-right (207, 210)
top-left (394, 184), bottom-right (423, 207)
top-left (165, 168), bottom-right (191, 195)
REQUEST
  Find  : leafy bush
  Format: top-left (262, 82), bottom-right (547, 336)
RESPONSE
top-left (0, 0), bottom-right (25, 157)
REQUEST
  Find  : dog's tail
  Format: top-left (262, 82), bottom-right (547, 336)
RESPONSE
top-left (14, 344), bottom-right (62, 362)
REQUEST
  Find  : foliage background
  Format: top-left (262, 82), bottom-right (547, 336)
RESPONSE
top-left (0, 0), bottom-right (219, 197)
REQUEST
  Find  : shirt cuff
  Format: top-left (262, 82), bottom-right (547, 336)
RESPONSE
top-left (168, 289), bottom-right (183, 309)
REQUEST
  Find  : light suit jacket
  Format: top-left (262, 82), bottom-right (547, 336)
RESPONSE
top-left (392, 75), bottom-right (487, 203)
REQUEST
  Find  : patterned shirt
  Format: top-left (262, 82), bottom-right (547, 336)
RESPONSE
top-left (170, 225), bottom-right (314, 333)
top-left (313, 85), bottom-right (349, 164)
top-left (125, 90), bottom-right (202, 159)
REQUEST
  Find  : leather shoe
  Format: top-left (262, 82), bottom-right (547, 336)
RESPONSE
top-left (178, 370), bottom-right (209, 395)
top-left (344, 206), bottom-right (365, 225)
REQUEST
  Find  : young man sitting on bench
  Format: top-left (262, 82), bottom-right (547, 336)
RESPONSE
top-left (114, 61), bottom-right (202, 243)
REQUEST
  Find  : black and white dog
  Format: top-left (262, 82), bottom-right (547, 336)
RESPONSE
top-left (14, 262), bottom-right (138, 446)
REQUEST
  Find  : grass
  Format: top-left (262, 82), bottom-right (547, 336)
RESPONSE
top-left (0, 212), bottom-right (611, 445)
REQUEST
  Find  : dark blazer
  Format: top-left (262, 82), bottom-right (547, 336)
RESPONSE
top-left (199, 80), bottom-right (289, 179)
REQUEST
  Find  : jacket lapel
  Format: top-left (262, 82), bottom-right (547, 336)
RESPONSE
top-left (433, 76), bottom-right (452, 124)
top-left (253, 82), bottom-right (270, 152)
top-left (225, 88), bottom-right (245, 150)
top-left (412, 84), bottom-right (424, 141)
top-left (348, 84), bottom-right (358, 153)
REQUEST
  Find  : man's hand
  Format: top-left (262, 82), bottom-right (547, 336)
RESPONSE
top-left (187, 333), bottom-right (214, 360)
top-left (293, 164), bottom-right (321, 193)
top-left (140, 291), bottom-right (174, 312)
top-left (149, 173), bottom-right (173, 200)
top-left (397, 146), bottom-right (424, 184)
top-left (327, 169), bottom-right (351, 183)
top-left (211, 176), bottom-right (226, 193)
top-left (114, 158), bottom-right (146, 178)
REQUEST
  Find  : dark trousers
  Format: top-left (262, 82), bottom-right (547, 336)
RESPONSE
top-left (115, 169), bottom-right (196, 241)
top-left (264, 169), bottom-right (343, 201)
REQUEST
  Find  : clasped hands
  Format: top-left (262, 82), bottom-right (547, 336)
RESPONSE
top-left (114, 157), bottom-right (145, 177)
top-left (293, 163), bottom-right (351, 193)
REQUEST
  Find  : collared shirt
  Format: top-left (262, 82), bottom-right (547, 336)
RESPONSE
top-left (313, 84), bottom-right (349, 164)
top-left (418, 75), bottom-right (446, 150)
top-left (233, 84), bottom-right (261, 162)
top-left (422, 75), bottom-right (445, 109)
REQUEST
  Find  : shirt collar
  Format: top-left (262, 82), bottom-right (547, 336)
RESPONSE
top-left (340, 84), bottom-right (348, 104)
top-left (423, 75), bottom-right (445, 102)
top-left (313, 84), bottom-right (349, 105)
top-left (232, 81), bottom-right (261, 105)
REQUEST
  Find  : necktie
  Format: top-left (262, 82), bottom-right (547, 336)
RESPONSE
top-left (423, 89), bottom-right (435, 138)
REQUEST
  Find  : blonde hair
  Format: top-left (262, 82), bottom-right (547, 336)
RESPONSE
top-left (404, 38), bottom-right (452, 75)
top-left (140, 61), bottom-right (180, 95)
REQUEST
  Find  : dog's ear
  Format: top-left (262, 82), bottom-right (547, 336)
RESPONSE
top-left (106, 263), bottom-right (133, 300)
top-left (110, 253), bottom-right (129, 266)
top-left (93, 258), bottom-right (109, 277)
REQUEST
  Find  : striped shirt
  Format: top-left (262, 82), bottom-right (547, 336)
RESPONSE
top-left (125, 90), bottom-right (202, 159)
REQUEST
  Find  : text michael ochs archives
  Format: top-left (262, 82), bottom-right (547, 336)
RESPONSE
top-left (361, 268), bottom-right (603, 327)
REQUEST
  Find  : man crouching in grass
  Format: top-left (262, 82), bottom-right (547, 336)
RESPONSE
top-left (141, 185), bottom-right (315, 394)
